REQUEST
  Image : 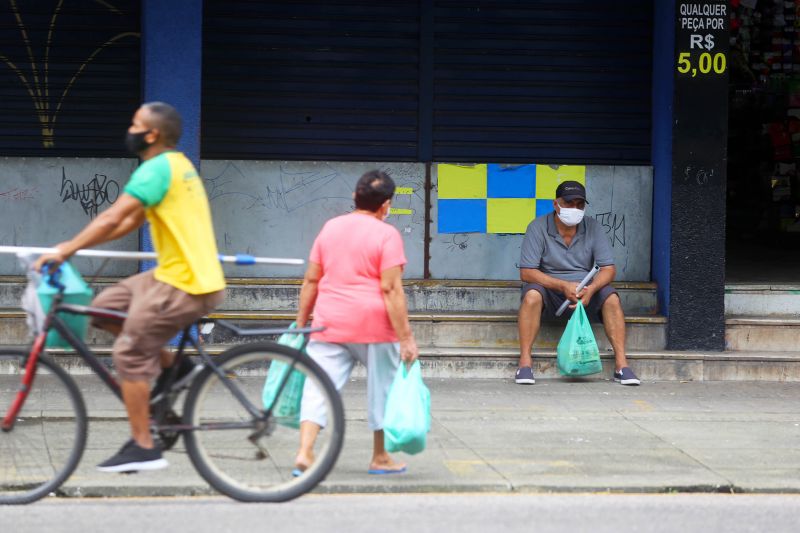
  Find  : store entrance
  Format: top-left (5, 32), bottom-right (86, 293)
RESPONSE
top-left (727, 1), bottom-right (800, 283)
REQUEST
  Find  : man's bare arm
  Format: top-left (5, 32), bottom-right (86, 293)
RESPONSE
top-left (591, 265), bottom-right (616, 289)
top-left (520, 268), bottom-right (579, 301)
top-left (575, 265), bottom-right (616, 306)
top-left (104, 206), bottom-right (147, 242)
top-left (34, 194), bottom-right (145, 270)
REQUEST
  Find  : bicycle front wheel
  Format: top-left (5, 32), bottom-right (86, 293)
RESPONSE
top-left (183, 342), bottom-right (345, 502)
top-left (0, 350), bottom-right (88, 505)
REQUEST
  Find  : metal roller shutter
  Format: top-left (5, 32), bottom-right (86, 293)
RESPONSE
top-left (432, 0), bottom-right (652, 164)
top-left (0, 0), bottom-right (140, 157)
top-left (202, 0), bottom-right (652, 164)
top-left (202, 0), bottom-right (421, 161)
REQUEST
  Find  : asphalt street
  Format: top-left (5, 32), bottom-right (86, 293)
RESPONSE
top-left (2, 494), bottom-right (800, 533)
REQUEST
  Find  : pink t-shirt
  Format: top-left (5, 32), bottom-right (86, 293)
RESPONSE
top-left (309, 212), bottom-right (407, 343)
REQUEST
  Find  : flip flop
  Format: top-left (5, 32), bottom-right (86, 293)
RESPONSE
top-left (367, 466), bottom-right (407, 475)
top-left (291, 468), bottom-right (304, 478)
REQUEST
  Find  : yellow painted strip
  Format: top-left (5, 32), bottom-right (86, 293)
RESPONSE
top-left (395, 187), bottom-right (414, 194)
top-left (390, 208), bottom-right (413, 215)
top-left (444, 460), bottom-right (485, 476)
top-left (444, 459), bottom-right (575, 476)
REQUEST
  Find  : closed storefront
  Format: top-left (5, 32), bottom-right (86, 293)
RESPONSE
top-left (0, 0), bottom-right (140, 156)
top-left (201, 0), bottom-right (652, 165)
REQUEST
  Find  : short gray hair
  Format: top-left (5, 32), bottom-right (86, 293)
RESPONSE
top-left (141, 102), bottom-right (182, 145)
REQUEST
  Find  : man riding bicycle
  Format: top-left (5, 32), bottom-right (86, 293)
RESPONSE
top-left (34, 102), bottom-right (226, 473)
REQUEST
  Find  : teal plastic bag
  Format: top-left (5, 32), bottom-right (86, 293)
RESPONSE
top-left (262, 323), bottom-right (306, 428)
top-left (36, 261), bottom-right (93, 348)
top-left (556, 301), bottom-right (603, 376)
top-left (383, 360), bottom-right (431, 455)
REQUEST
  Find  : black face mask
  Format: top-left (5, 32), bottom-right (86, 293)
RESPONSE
top-left (124, 129), bottom-right (152, 154)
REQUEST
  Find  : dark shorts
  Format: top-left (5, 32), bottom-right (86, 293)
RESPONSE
top-left (521, 282), bottom-right (618, 322)
top-left (91, 271), bottom-right (225, 381)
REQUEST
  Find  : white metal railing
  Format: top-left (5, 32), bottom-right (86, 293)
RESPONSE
top-left (0, 245), bottom-right (304, 266)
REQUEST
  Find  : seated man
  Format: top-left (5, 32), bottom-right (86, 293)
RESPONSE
top-left (515, 181), bottom-right (640, 386)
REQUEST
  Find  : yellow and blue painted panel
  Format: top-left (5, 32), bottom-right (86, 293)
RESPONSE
top-left (437, 163), bottom-right (586, 234)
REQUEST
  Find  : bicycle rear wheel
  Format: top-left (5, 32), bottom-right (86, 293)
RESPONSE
top-left (183, 342), bottom-right (345, 502)
top-left (0, 350), bottom-right (87, 504)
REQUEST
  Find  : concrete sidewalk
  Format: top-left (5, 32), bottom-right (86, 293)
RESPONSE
top-left (23, 377), bottom-right (800, 497)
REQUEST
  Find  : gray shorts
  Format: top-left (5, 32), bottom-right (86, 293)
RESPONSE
top-left (300, 340), bottom-right (400, 431)
top-left (521, 282), bottom-right (618, 322)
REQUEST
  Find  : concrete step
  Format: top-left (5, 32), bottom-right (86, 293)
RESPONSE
top-left (3, 347), bottom-right (799, 382)
top-left (198, 312), bottom-right (667, 351)
top-left (725, 317), bottom-right (800, 351)
top-left (389, 346), bottom-right (793, 383)
top-left (12, 309), bottom-right (799, 353)
top-left (0, 276), bottom-right (659, 315)
top-left (725, 283), bottom-right (800, 317)
top-left (400, 280), bottom-right (658, 315)
top-left (417, 348), bottom-right (800, 381)
top-left (0, 309), bottom-right (668, 351)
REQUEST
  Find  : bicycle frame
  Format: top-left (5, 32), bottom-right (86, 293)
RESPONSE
top-left (0, 245), bottom-right (314, 432)
top-left (3, 287), bottom-right (320, 436)
top-left (2, 290), bottom-right (123, 431)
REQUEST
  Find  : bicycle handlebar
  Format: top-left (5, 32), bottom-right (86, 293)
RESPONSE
top-left (0, 245), bottom-right (304, 266)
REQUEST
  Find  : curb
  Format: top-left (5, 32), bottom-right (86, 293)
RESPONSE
top-left (51, 482), bottom-right (800, 499)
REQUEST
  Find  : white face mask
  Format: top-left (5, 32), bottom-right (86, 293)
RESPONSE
top-left (556, 206), bottom-right (585, 227)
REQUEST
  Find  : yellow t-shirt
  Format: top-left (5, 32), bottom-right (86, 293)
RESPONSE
top-left (124, 151), bottom-right (226, 295)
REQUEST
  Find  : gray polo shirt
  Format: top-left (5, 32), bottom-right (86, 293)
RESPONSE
top-left (519, 212), bottom-right (614, 282)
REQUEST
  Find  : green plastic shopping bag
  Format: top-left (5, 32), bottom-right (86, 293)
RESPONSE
top-left (262, 323), bottom-right (306, 428)
top-left (36, 261), bottom-right (93, 348)
top-left (556, 301), bottom-right (603, 376)
top-left (383, 360), bottom-right (431, 455)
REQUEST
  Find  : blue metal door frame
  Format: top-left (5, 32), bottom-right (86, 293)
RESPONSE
top-left (651, 0), bottom-right (675, 317)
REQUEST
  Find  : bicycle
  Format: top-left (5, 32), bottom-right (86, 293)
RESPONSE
top-left (0, 247), bottom-right (345, 504)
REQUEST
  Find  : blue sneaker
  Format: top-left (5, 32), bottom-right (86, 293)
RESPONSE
top-left (515, 366), bottom-right (535, 385)
top-left (614, 367), bottom-right (641, 386)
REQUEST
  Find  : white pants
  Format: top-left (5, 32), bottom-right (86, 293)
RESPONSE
top-left (300, 340), bottom-right (400, 430)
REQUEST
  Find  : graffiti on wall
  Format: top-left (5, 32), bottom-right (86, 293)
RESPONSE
top-left (59, 167), bottom-right (120, 218)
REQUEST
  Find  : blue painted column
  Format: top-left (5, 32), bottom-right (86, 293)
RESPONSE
top-left (139, 0), bottom-right (203, 265)
top-left (650, 0), bottom-right (674, 317)
top-left (141, 0), bottom-right (202, 166)
top-left (139, 1), bottom-right (203, 344)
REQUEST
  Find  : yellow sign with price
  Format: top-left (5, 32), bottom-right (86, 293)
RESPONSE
top-left (677, 51), bottom-right (727, 77)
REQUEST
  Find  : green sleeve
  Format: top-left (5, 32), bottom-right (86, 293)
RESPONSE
top-left (124, 155), bottom-right (171, 207)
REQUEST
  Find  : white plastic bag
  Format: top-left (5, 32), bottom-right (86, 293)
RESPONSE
top-left (19, 258), bottom-right (45, 337)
